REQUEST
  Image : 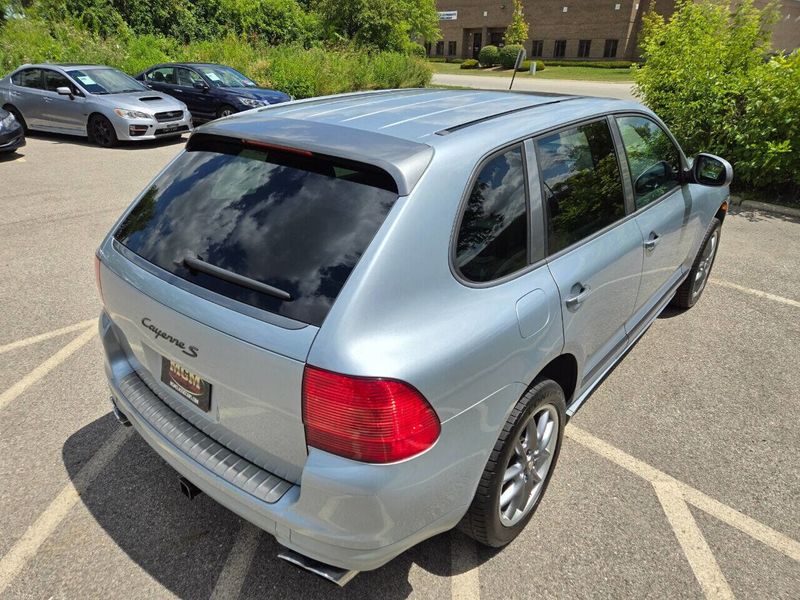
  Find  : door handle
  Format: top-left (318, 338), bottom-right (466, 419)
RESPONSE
top-left (565, 284), bottom-right (591, 310)
top-left (644, 232), bottom-right (660, 251)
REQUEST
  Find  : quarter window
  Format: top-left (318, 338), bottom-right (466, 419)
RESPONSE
top-left (12, 69), bottom-right (43, 89)
top-left (456, 146), bottom-right (529, 282)
top-left (536, 121), bottom-right (625, 254)
top-left (616, 116), bottom-right (681, 209)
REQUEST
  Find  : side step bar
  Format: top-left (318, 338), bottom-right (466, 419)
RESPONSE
top-left (278, 549), bottom-right (359, 587)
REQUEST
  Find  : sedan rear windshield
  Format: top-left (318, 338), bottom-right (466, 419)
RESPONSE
top-left (114, 135), bottom-right (398, 327)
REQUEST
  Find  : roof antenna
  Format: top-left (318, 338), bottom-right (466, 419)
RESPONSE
top-left (509, 48), bottom-right (527, 90)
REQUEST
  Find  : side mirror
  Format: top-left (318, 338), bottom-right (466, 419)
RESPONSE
top-left (690, 153), bottom-right (733, 187)
top-left (193, 81), bottom-right (209, 91)
top-left (56, 86), bottom-right (73, 98)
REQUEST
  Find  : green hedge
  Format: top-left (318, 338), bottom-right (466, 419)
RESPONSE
top-left (0, 18), bottom-right (432, 98)
top-left (460, 58), bottom-right (479, 69)
top-left (498, 44), bottom-right (524, 69)
top-left (478, 45), bottom-right (499, 67)
top-left (427, 56), bottom-right (446, 63)
top-left (544, 59), bottom-right (634, 69)
top-left (518, 60), bottom-right (545, 72)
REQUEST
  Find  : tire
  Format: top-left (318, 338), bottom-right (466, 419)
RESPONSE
top-left (4, 105), bottom-right (27, 133)
top-left (460, 379), bottom-right (566, 547)
top-left (217, 104), bottom-right (236, 119)
top-left (89, 114), bottom-right (118, 148)
top-left (671, 217), bottom-right (721, 309)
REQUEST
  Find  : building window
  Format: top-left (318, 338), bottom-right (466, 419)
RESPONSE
top-left (448, 41), bottom-right (457, 56)
top-left (490, 31), bottom-right (505, 47)
top-left (578, 39), bottom-right (591, 58)
top-left (425, 42), bottom-right (431, 56)
top-left (603, 39), bottom-right (619, 58)
top-left (553, 40), bottom-right (567, 58)
top-left (530, 40), bottom-right (544, 57)
top-left (435, 41), bottom-right (444, 56)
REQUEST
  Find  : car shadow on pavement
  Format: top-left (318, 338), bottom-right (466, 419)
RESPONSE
top-left (0, 149), bottom-right (24, 161)
top-left (24, 130), bottom-right (187, 150)
top-left (64, 414), bottom-right (486, 599)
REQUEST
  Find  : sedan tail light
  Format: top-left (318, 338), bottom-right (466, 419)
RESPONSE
top-left (302, 366), bottom-right (440, 463)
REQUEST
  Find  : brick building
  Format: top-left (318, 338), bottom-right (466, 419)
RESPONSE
top-left (429, 1), bottom-right (800, 61)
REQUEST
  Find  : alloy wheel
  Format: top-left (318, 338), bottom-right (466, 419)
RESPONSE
top-left (498, 404), bottom-right (559, 526)
top-left (692, 230), bottom-right (718, 299)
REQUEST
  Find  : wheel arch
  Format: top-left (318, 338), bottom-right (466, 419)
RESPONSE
top-left (2, 103), bottom-right (26, 127)
top-left (532, 353), bottom-right (578, 405)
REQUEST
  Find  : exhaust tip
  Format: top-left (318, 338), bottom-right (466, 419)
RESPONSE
top-left (178, 476), bottom-right (203, 500)
top-left (278, 549), bottom-right (358, 587)
top-left (111, 401), bottom-right (131, 427)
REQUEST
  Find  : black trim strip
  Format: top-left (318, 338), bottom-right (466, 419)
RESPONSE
top-left (435, 97), bottom-right (583, 136)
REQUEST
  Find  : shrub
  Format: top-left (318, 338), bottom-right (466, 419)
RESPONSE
top-left (544, 59), bottom-right (634, 69)
top-left (517, 59), bottom-right (545, 72)
top-left (407, 42), bottom-right (427, 58)
top-left (449, 58), bottom-right (464, 64)
top-left (428, 56), bottom-right (446, 63)
top-left (460, 59), bottom-right (479, 69)
top-left (478, 45), bottom-right (499, 67)
top-left (498, 43), bottom-right (524, 69)
top-left (634, 0), bottom-right (799, 195)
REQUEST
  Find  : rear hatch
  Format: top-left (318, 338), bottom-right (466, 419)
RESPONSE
top-left (99, 133), bottom-right (400, 482)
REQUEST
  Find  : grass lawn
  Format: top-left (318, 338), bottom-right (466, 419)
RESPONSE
top-left (429, 61), bottom-right (634, 83)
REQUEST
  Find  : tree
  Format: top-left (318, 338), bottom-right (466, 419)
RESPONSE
top-left (313, 0), bottom-right (440, 52)
top-left (504, 0), bottom-right (529, 46)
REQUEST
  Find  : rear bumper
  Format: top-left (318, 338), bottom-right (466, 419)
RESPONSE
top-left (99, 311), bottom-right (478, 571)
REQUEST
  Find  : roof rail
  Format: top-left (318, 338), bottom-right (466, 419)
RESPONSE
top-left (435, 96), bottom-right (584, 136)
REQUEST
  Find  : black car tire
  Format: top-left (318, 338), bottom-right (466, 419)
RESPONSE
top-left (89, 114), bottom-right (118, 148)
top-left (671, 217), bottom-right (722, 309)
top-left (217, 104), bottom-right (236, 119)
top-left (460, 379), bottom-right (566, 547)
top-left (4, 105), bottom-right (27, 134)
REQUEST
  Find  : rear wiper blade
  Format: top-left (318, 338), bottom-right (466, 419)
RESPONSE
top-left (182, 254), bottom-right (292, 301)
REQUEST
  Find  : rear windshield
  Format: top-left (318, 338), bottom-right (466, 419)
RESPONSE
top-left (114, 135), bottom-right (398, 326)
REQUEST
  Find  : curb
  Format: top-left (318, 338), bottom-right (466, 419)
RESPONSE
top-left (731, 197), bottom-right (800, 219)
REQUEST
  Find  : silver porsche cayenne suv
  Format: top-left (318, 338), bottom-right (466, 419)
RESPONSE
top-left (96, 89), bottom-right (732, 584)
top-left (0, 63), bottom-right (193, 147)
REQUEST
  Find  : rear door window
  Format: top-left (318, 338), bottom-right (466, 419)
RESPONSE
top-left (12, 69), bottom-right (43, 89)
top-left (455, 145), bottom-right (529, 282)
top-left (146, 67), bottom-right (175, 85)
top-left (535, 120), bottom-right (625, 254)
top-left (114, 135), bottom-right (399, 327)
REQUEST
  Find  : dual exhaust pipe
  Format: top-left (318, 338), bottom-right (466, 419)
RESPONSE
top-left (115, 398), bottom-right (358, 587)
top-left (176, 475), bottom-right (358, 586)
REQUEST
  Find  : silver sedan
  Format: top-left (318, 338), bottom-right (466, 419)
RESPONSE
top-left (0, 63), bottom-right (193, 147)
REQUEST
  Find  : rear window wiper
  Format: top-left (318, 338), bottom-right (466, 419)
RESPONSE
top-left (181, 254), bottom-right (292, 301)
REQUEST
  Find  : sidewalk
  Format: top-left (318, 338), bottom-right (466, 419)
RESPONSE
top-left (431, 72), bottom-right (636, 101)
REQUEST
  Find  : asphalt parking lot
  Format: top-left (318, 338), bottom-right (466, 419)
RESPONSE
top-left (0, 134), bottom-right (798, 599)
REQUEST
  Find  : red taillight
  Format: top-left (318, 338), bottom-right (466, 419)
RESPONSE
top-left (302, 366), bottom-right (441, 463)
top-left (94, 252), bottom-right (104, 304)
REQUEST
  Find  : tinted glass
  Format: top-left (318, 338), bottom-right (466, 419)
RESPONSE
top-left (456, 146), bottom-right (528, 282)
top-left (69, 68), bottom-right (145, 94)
top-left (43, 70), bottom-right (73, 92)
top-left (114, 135), bottom-right (398, 327)
top-left (536, 120), bottom-right (625, 254)
top-left (13, 69), bottom-right (43, 89)
top-left (616, 116), bottom-right (681, 209)
top-left (176, 67), bottom-right (204, 87)
top-left (147, 67), bottom-right (175, 84)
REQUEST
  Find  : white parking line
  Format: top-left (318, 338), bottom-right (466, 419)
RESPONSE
top-left (0, 427), bottom-right (132, 595)
top-left (0, 326), bottom-right (96, 411)
top-left (0, 319), bottom-right (95, 355)
top-left (210, 522), bottom-right (261, 600)
top-left (450, 532), bottom-right (480, 600)
top-left (567, 425), bottom-right (800, 594)
top-left (653, 480), bottom-right (733, 599)
top-left (710, 279), bottom-right (800, 309)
